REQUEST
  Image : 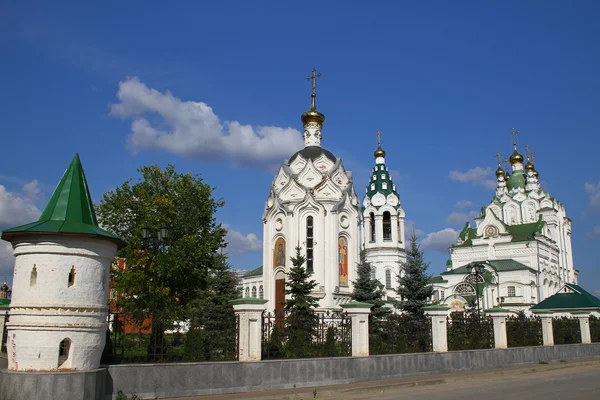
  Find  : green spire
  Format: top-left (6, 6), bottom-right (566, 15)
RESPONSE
top-left (1, 154), bottom-right (125, 247)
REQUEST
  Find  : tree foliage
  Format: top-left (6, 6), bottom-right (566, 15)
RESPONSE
top-left (395, 233), bottom-right (433, 317)
top-left (351, 250), bottom-right (389, 319)
top-left (284, 246), bottom-right (319, 358)
top-left (96, 165), bottom-right (227, 329)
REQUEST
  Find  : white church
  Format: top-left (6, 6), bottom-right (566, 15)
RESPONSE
top-left (241, 75), bottom-right (577, 315)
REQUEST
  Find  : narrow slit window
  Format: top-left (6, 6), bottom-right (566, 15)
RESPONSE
top-left (251, 286), bottom-right (257, 298)
top-left (58, 338), bottom-right (71, 368)
top-left (369, 212), bottom-right (376, 242)
top-left (30, 265), bottom-right (37, 287)
top-left (306, 216), bottom-right (314, 273)
top-left (68, 266), bottom-right (76, 288)
top-left (385, 270), bottom-right (392, 289)
top-left (259, 285), bottom-right (264, 299)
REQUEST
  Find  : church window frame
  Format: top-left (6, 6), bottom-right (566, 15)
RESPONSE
top-left (507, 286), bottom-right (516, 297)
top-left (454, 283), bottom-right (476, 296)
top-left (306, 216), bottom-right (314, 273)
top-left (251, 286), bottom-right (257, 298)
top-left (385, 269), bottom-right (392, 289)
top-left (369, 212), bottom-right (376, 242)
top-left (370, 265), bottom-right (376, 280)
top-left (383, 211), bottom-right (392, 241)
top-left (259, 285), bottom-right (264, 299)
top-left (58, 338), bottom-right (71, 368)
top-left (373, 175), bottom-right (376, 180)
top-left (440, 290), bottom-right (445, 300)
top-left (371, 184), bottom-right (375, 191)
top-left (382, 182), bottom-right (388, 190)
top-left (381, 174), bottom-right (386, 179)
top-left (245, 287), bottom-right (250, 297)
top-left (68, 266), bottom-right (76, 288)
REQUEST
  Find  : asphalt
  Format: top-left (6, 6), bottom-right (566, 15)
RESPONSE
top-left (175, 358), bottom-right (600, 400)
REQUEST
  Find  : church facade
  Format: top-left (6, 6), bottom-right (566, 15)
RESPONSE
top-left (432, 134), bottom-right (576, 313)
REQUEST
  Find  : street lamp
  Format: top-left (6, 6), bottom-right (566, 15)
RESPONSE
top-left (466, 262), bottom-right (485, 316)
top-left (141, 224), bottom-right (169, 360)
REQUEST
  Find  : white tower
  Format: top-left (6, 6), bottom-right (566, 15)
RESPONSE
top-left (262, 70), bottom-right (361, 312)
top-left (362, 132), bottom-right (406, 297)
top-left (1, 154), bottom-right (124, 371)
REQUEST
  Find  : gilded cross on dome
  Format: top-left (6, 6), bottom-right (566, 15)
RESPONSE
top-left (377, 130), bottom-right (383, 147)
top-left (524, 145), bottom-right (532, 158)
top-left (509, 128), bottom-right (519, 145)
top-left (495, 151), bottom-right (503, 165)
top-left (306, 69), bottom-right (322, 108)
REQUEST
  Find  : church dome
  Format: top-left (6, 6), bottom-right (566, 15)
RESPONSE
top-left (288, 146), bottom-right (336, 164)
top-left (495, 166), bottom-right (505, 177)
top-left (525, 161), bottom-right (535, 171)
top-left (301, 103), bottom-right (325, 126)
top-left (506, 172), bottom-right (526, 191)
top-left (510, 149), bottom-right (524, 164)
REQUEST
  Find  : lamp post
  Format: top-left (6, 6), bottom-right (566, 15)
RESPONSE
top-left (141, 224), bottom-right (169, 360)
top-left (466, 262), bottom-right (485, 316)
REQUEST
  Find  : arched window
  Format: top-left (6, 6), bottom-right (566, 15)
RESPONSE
top-left (370, 266), bottom-right (376, 280)
top-left (385, 269), bottom-right (392, 289)
top-left (369, 212), bottom-right (376, 242)
top-left (507, 286), bottom-right (516, 297)
top-left (454, 283), bottom-right (476, 296)
top-left (68, 266), bottom-right (76, 288)
top-left (259, 285), bottom-right (264, 299)
top-left (58, 338), bottom-right (71, 368)
top-left (30, 265), bottom-right (37, 287)
top-left (306, 216), bottom-right (314, 273)
top-left (251, 286), bottom-right (257, 298)
top-left (383, 211), bottom-right (392, 241)
top-left (245, 287), bottom-right (250, 297)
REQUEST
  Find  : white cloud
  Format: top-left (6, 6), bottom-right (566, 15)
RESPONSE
top-left (404, 220), bottom-right (425, 243)
top-left (420, 228), bottom-right (459, 253)
top-left (110, 77), bottom-right (304, 169)
top-left (22, 179), bottom-right (41, 199)
top-left (0, 184), bottom-right (42, 227)
top-left (584, 182), bottom-right (600, 213)
top-left (446, 211), bottom-right (479, 227)
top-left (449, 167), bottom-right (496, 190)
top-left (0, 241), bottom-right (14, 282)
top-left (224, 227), bottom-right (262, 255)
top-left (586, 226), bottom-right (600, 239)
top-left (454, 200), bottom-right (474, 209)
top-left (389, 169), bottom-right (402, 182)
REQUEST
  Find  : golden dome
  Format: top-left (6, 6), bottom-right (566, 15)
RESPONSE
top-left (374, 146), bottom-right (386, 158)
top-left (533, 169), bottom-right (539, 178)
top-left (510, 149), bottom-right (524, 164)
top-left (525, 161), bottom-right (535, 171)
top-left (496, 166), bottom-right (505, 177)
top-left (301, 94), bottom-right (325, 126)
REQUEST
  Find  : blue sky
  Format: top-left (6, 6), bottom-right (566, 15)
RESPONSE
top-left (1, 1), bottom-right (600, 295)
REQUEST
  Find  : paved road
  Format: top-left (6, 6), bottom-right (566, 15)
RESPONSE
top-left (343, 362), bottom-right (600, 400)
top-left (183, 359), bottom-right (600, 400)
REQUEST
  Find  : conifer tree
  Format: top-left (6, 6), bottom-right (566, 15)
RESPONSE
top-left (351, 250), bottom-right (389, 319)
top-left (395, 233), bottom-right (433, 317)
top-left (284, 246), bottom-right (319, 357)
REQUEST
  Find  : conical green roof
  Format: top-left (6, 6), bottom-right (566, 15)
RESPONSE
top-left (1, 154), bottom-right (125, 248)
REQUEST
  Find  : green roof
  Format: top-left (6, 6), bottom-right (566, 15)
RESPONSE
top-left (1, 154), bottom-right (125, 248)
top-left (442, 259), bottom-right (535, 275)
top-left (429, 276), bottom-right (448, 283)
top-left (531, 284), bottom-right (600, 311)
top-left (244, 266), bottom-right (263, 277)
top-left (365, 158), bottom-right (399, 203)
top-left (454, 216), bottom-right (543, 248)
top-left (506, 171), bottom-right (526, 191)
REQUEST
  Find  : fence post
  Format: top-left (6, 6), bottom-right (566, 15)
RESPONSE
top-left (572, 311), bottom-right (591, 344)
top-left (341, 302), bottom-right (372, 357)
top-left (532, 310), bottom-right (554, 346)
top-left (424, 305), bottom-right (450, 352)
top-left (486, 308), bottom-right (511, 349)
top-left (230, 298), bottom-right (268, 362)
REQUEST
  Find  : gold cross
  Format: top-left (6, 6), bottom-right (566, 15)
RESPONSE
top-left (495, 151), bottom-right (503, 165)
top-left (504, 159), bottom-right (510, 171)
top-left (376, 130), bottom-right (383, 147)
top-left (307, 69), bottom-right (322, 95)
top-left (529, 153), bottom-right (536, 164)
top-left (524, 145), bottom-right (532, 158)
top-left (509, 128), bottom-right (519, 145)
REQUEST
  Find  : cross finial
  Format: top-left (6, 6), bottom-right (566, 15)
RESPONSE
top-left (524, 145), bottom-right (532, 158)
top-left (504, 159), bottom-right (510, 171)
top-left (529, 153), bottom-right (536, 164)
top-left (495, 151), bottom-right (503, 166)
top-left (376, 130), bottom-right (383, 147)
top-left (509, 128), bottom-right (519, 146)
top-left (306, 69), bottom-right (322, 109)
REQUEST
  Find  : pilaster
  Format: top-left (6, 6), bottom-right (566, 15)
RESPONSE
top-left (424, 305), bottom-right (450, 352)
top-left (341, 302), bottom-right (372, 357)
top-left (486, 308), bottom-right (512, 349)
top-left (532, 310), bottom-right (554, 346)
top-left (231, 298), bottom-right (268, 362)
top-left (572, 311), bottom-right (591, 344)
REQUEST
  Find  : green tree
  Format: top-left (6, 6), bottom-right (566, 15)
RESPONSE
top-left (395, 233), bottom-right (433, 317)
top-left (284, 247), bottom-right (319, 358)
top-left (96, 165), bottom-right (227, 356)
top-left (351, 250), bottom-right (389, 319)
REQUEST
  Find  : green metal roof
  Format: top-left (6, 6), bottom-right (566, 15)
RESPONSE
top-left (442, 259), bottom-right (535, 275)
top-left (1, 154), bottom-right (125, 248)
top-left (454, 217), bottom-right (543, 248)
top-left (531, 284), bottom-right (600, 311)
top-left (244, 266), bottom-right (263, 277)
top-left (429, 276), bottom-right (448, 283)
top-left (365, 160), bottom-right (399, 203)
top-left (506, 171), bottom-right (526, 191)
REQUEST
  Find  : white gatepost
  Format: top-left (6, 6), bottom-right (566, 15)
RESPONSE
top-left (341, 302), bottom-right (372, 357)
top-left (486, 308), bottom-right (511, 349)
top-left (230, 298), bottom-right (268, 362)
top-left (424, 305), bottom-right (450, 352)
top-left (572, 311), bottom-right (591, 344)
top-left (533, 310), bottom-right (555, 346)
